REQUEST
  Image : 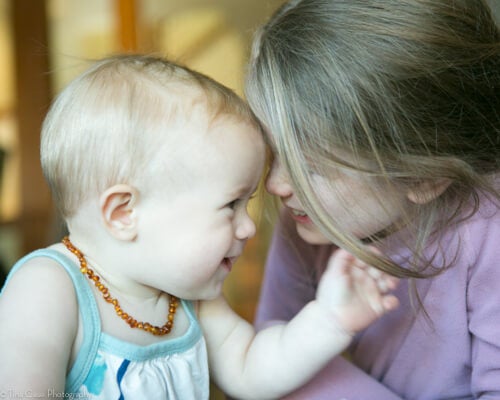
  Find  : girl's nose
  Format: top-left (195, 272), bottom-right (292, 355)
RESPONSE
top-left (235, 211), bottom-right (257, 241)
top-left (265, 159), bottom-right (293, 198)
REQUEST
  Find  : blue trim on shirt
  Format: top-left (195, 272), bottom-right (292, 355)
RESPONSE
top-left (98, 299), bottom-right (202, 361)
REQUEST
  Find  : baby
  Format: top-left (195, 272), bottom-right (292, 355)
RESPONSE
top-left (0, 55), bottom-right (398, 399)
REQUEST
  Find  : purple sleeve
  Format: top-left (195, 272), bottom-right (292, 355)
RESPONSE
top-left (282, 357), bottom-right (403, 400)
top-left (255, 212), bottom-right (403, 400)
top-left (467, 215), bottom-right (500, 398)
top-left (254, 212), bottom-right (319, 328)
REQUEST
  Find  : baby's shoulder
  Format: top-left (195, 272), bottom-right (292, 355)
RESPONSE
top-left (1, 247), bottom-right (79, 326)
top-left (0, 248), bottom-right (78, 383)
top-left (6, 246), bottom-right (75, 286)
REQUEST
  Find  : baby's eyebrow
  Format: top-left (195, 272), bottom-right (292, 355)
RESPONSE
top-left (227, 187), bottom-right (245, 199)
top-left (266, 145), bottom-right (274, 161)
top-left (230, 182), bottom-right (259, 199)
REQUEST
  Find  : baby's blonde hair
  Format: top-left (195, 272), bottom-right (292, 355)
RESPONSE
top-left (41, 54), bottom-right (260, 219)
top-left (246, 0), bottom-right (500, 278)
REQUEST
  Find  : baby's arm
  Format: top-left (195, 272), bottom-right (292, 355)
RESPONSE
top-left (0, 259), bottom-right (78, 395)
top-left (199, 248), bottom-right (399, 400)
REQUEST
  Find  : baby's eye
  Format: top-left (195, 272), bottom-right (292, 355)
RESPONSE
top-left (225, 192), bottom-right (256, 211)
top-left (226, 199), bottom-right (239, 210)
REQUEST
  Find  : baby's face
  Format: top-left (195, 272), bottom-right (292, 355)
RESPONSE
top-left (134, 114), bottom-right (265, 300)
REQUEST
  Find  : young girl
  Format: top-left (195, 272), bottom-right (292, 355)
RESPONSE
top-left (0, 55), bottom-right (398, 399)
top-left (245, 0), bottom-right (500, 398)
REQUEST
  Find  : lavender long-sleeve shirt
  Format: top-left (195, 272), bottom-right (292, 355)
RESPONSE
top-left (255, 199), bottom-right (500, 399)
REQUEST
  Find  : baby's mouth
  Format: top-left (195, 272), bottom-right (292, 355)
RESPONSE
top-left (222, 257), bottom-right (234, 272)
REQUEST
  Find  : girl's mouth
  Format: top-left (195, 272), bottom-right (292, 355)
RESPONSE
top-left (290, 208), bottom-right (311, 224)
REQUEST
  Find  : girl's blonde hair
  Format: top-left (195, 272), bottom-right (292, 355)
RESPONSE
top-left (246, 0), bottom-right (500, 278)
top-left (42, 54), bottom-right (259, 219)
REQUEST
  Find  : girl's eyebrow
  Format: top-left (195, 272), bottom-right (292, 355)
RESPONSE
top-left (265, 140), bottom-right (279, 166)
top-left (265, 145), bottom-right (275, 164)
top-left (263, 134), bottom-right (274, 149)
top-left (266, 140), bottom-right (277, 156)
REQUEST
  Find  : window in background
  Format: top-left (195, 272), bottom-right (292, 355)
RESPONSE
top-left (0, 0), bottom-right (19, 223)
top-left (158, 6), bottom-right (245, 95)
top-left (47, 0), bottom-right (117, 93)
top-left (0, 0), bottom-right (21, 271)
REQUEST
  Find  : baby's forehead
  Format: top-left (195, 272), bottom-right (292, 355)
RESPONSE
top-left (209, 111), bottom-right (261, 130)
top-left (147, 110), bottom-right (264, 190)
top-left (144, 80), bottom-right (263, 157)
top-left (150, 107), bottom-right (263, 163)
top-left (156, 85), bottom-right (256, 126)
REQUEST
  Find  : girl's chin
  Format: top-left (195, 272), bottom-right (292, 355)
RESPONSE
top-left (296, 224), bottom-right (331, 245)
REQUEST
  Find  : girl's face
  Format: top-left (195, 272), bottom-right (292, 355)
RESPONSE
top-left (266, 151), bottom-right (407, 245)
top-left (134, 115), bottom-right (265, 300)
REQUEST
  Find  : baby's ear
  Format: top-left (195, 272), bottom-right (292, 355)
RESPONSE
top-left (99, 184), bottom-right (139, 241)
top-left (406, 178), bottom-right (452, 205)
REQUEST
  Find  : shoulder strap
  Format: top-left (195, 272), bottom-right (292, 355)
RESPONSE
top-left (2, 249), bottom-right (101, 391)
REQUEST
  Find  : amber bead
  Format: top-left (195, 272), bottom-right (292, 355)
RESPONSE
top-left (62, 236), bottom-right (178, 336)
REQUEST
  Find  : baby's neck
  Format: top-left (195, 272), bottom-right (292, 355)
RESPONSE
top-left (61, 232), bottom-right (163, 302)
top-left (85, 256), bottom-right (162, 302)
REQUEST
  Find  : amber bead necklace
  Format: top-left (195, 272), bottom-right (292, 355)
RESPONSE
top-left (62, 236), bottom-right (178, 336)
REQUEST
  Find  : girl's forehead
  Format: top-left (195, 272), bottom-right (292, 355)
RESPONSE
top-left (256, 124), bottom-right (279, 155)
top-left (263, 129), bottom-right (277, 149)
